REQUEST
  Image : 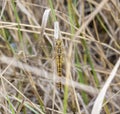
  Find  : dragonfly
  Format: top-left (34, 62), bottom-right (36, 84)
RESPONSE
top-left (35, 37), bottom-right (64, 92)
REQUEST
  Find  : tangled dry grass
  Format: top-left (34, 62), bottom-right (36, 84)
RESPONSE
top-left (0, 0), bottom-right (120, 114)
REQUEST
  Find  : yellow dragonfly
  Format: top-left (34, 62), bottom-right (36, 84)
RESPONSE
top-left (35, 37), bottom-right (64, 93)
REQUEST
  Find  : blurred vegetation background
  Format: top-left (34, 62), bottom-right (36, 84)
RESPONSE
top-left (0, 0), bottom-right (120, 114)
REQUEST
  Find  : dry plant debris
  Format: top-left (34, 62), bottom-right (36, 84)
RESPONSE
top-left (0, 0), bottom-right (120, 114)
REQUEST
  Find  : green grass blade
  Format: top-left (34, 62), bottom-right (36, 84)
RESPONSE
top-left (48, 0), bottom-right (56, 22)
top-left (11, 0), bottom-right (23, 48)
top-left (7, 96), bottom-right (15, 114)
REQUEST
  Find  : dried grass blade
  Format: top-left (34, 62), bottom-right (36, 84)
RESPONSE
top-left (91, 57), bottom-right (120, 114)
